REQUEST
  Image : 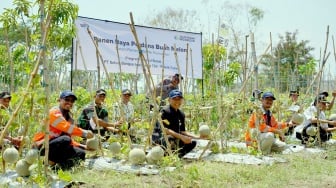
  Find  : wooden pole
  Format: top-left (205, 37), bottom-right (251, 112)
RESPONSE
top-left (250, 33), bottom-right (258, 91)
top-left (115, 35), bottom-right (122, 90)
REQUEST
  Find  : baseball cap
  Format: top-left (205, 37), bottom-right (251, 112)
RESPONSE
top-left (169, 89), bottom-right (183, 99)
top-left (262, 92), bottom-right (276, 100)
top-left (122, 89), bottom-right (132, 96)
top-left (96, 89), bottom-right (106, 96)
top-left (316, 95), bottom-right (330, 103)
top-left (0, 91), bottom-right (11, 99)
top-left (174, 74), bottom-right (184, 80)
top-left (59, 90), bottom-right (77, 100)
top-left (319, 91), bottom-right (329, 97)
top-left (289, 90), bottom-right (299, 96)
top-left (252, 89), bottom-right (263, 98)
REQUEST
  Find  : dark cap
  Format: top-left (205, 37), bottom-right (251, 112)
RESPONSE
top-left (174, 74), bottom-right (184, 80)
top-left (316, 95), bottom-right (330, 103)
top-left (0, 91), bottom-right (11, 99)
top-left (169, 89), bottom-right (183, 99)
top-left (319, 91), bottom-right (329, 97)
top-left (60, 90), bottom-right (77, 100)
top-left (289, 90), bottom-right (299, 96)
top-left (252, 89), bottom-right (263, 98)
top-left (262, 92), bottom-right (276, 100)
top-left (122, 89), bottom-right (132, 96)
top-left (96, 89), bottom-right (106, 96)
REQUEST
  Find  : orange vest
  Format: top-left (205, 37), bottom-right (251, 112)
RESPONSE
top-left (33, 106), bottom-right (85, 147)
top-left (245, 111), bottom-right (287, 147)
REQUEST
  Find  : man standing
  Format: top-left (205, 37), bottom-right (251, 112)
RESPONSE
top-left (33, 91), bottom-right (94, 170)
top-left (245, 92), bottom-right (297, 155)
top-left (78, 89), bottom-right (123, 136)
top-left (152, 73), bottom-right (183, 101)
top-left (152, 89), bottom-right (197, 158)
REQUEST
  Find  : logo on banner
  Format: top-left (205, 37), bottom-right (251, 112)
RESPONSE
top-left (79, 23), bottom-right (89, 28)
top-left (174, 35), bottom-right (195, 42)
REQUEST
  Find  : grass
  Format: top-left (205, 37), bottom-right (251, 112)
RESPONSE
top-left (64, 150), bottom-right (336, 188)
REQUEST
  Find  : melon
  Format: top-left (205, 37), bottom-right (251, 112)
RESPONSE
top-left (291, 114), bottom-right (304, 124)
top-left (15, 159), bottom-right (30, 177)
top-left (146, 153), bottom-right (155, 164)
top-left (329, 114), bottom-right (336, 121)
top-left (108, 142), bottom-right (121, 155)
top-left (24, 149), bottom-right (39, 165)
top-left (199, 124), bottom-right (211, 137)
top-left (148, 146), bottom-right (164, 161)
top-left (129, 148), bottom-right (146, 165)
top-left (3, 147), bottom-right (19, 163)
top-left (306, 126), bottom-right (317, 136)
top-left (86, 137), bottom-right (99, 150)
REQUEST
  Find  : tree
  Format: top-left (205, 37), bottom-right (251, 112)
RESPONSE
top-left (0, 0), bottom-right (79, 91)
top-left (260, 31), bottom-right (315, 92)
top-left (144, 7), bottom-right (201, 32)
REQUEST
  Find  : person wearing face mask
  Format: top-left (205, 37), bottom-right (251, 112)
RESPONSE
top-left (33, 90), bottom-right (94, 170)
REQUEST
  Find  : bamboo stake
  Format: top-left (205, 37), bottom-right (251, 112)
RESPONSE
top-left (128, 12), bottom-right (172, 155)
top-left (190, 48), bottom-right (195, 100)
top-left (173, 44), bottom-right (183, 93)
top-left (96, 40), bottom-right (101, 89)
top-left (86, 28), bottom-right (118, 99)
top-left (115, 35), bottom-right (122, 90)
top-left (184, 44), bottom-right (189, 94)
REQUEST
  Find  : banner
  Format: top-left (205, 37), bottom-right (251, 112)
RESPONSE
top-left (73, 16), bottom-right (203, 79)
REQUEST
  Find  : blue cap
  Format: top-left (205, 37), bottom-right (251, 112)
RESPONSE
top-left (60, 90), bottom-right (77, 100)
top-left (169, 89), bottom-right (183, 99)
top-left (262, 92), bottom-right (276, 100)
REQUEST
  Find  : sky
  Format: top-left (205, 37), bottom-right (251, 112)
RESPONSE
top-left (1, 0), bottom-right (336, 77)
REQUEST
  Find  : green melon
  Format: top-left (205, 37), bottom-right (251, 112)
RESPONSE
top-left (129, 148), bottom-right (146, 165)
top-left (3, 147), bottom-right (19, 163)
top-left (306, 126), bottom-right (317, 136)
top-left (108, 142), bottom-right (121, 155)
top-left (148, 146), bottom-right (164, 161)
top-left (15, 159), bottom-right (30, 177)
top-left (291, 114), bottom-right (304, 124)
top-left (86, 137), bottom-right (99, 150)
top-left (199, 124), bottom-right (211, 137)
top-left (24, 149), bottom-right (39, 165)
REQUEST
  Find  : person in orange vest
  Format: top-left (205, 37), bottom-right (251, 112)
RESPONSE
top-left (33, 90), bottom-right (94, 170)
top-left (245, 92), bottom-right (297, 155)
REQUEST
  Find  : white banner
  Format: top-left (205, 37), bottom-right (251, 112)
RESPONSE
top-left (73, 17), bottom-right (203, 79)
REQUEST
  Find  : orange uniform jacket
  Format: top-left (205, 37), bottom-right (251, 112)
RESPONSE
top-left (245, 109), bottom-right (287, 147)
top-left (33, 106), bottom-right (87, 147)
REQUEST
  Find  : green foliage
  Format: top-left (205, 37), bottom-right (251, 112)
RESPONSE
top-left (260, 31), bottom-right (315, 91)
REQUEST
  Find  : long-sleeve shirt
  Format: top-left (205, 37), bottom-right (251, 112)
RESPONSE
top-left (245, 107), bottom-right (287, 146)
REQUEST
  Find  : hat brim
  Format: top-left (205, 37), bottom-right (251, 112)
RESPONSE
top-left (1, 94), bottom-right (11, 99)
